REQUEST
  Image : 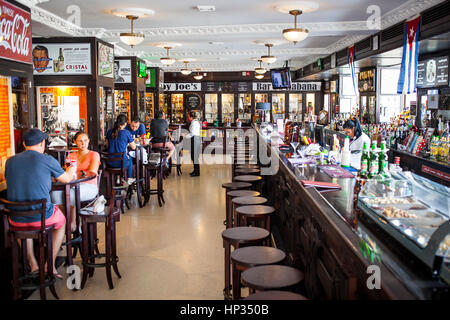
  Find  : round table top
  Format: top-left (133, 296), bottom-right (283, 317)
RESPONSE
top-left (231, 246), bottom-right (286, 267)
top-left (241, 265), bottom-right (304, 291)
top-left (222, 227), bottom-right (270, 243)
top-left (244, 290), bottom-right (308, 300)
top-left (222, 182), bottom-right (252, 190)
top-left (236, 205), bottom-right (275, 216)
top-left (232, 196), bottom-right (267, 206)
top-left (227, 190), bottom-right (260, 198)
top-left (235, 168), bottom-right (261, 174)
top-left (52, 171), bottom-right (97, 186)
top-left (233, 175), bottom-right (262, 183)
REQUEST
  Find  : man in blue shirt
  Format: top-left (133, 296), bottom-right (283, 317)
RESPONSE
top-left (125, 117), bottom-right (146, 138)
top-left (5, 129), bottom-right (76, 277)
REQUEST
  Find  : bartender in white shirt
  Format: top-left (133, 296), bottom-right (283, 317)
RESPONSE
top-left (186, 111), bottom-right (201, 176)
top-left (343, 117), bottom-right (371, 169)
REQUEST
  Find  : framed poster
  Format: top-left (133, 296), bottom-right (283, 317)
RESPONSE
top-left (98, 42), bottom-right (114, 77)
top-left (32, 43), bottom-right (92, 75)
top-left (185, 93), bottom-right (202, 110)
top-left (114, 59), bottom-right (132, 83)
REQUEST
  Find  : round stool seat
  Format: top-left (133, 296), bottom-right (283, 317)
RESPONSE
top-left (232, 196), bottom-right (267, 206)
top-left (235, 168), bottom-right (261, 175)
top-left (231, 246), bottom-right (285, 268)
top-left (241, 265), bottom-right (304, 291)
top-left (236, 164), bottom-right (260, 169)
top-left (227, 190), bottom-right (260, 198)
top-left (222, 182), bottom-right (252, 190)
top-left (244, 290), bottom-right (308, 300)
top-left (236, 205), bottom-right (275, 217)
top-left (222, 227), bottom-right (270, 244)
top-left (233, 175), bottom-right (262, 183)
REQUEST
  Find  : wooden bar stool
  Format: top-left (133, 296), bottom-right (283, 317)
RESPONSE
top-left (221, 227), bottom-right (270, 300)
top-left (233, 175), bottom-right (262, 193)
top-left (221, 182), bottom-right (251, 227)
top-left (231, 196), bottom-right (267, 228)
top-left (231, 246), bottom-right (285, 299)
top-left (244, 290), bottom-right (308, 300)
top-left (80, 203), bottom-right (121, 290)
top-left (241, 265), bottom-right (304, 294)
top-left (235, 168), bottom-right (261, 176)
top-left (236, 205), bottom-right (274, 233)
top-left (236, 164), bottom-right (260, 169)
top-left (226, 190), bottom-right (260, 229)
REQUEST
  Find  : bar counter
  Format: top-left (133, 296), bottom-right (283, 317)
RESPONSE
top-left (256, 126), bottom-right (449, 300)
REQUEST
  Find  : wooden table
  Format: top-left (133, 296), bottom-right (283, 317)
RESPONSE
top-left (52, 171), bottom-right (97, 266)
top-left (47, 147), bottom-right (70, 167)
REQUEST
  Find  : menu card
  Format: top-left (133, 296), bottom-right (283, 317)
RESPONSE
top-left (301, 180), bottom-right (342, 190)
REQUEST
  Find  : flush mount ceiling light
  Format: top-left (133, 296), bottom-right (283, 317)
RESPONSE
top-left (283, 10), bottom-right (309, 45)
top-left (193, 69), bottom-right (203, 80)
top-left (160, 47), bottom-right (176, 65)
top-left (120, 15), bottom-right (145, 48)
top-left (255, 74), bottom-right (264, 80)
top-left (254, 59), bottom-right (267, 74)
top-left (261, 44), bottom-right (277, 64)
top-left (110, 8), bottom-right (155, 18)
top-left (180, 61), bottom-right (192, 75)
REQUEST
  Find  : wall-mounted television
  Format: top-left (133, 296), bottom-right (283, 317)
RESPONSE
top-left (270, 67), bottom-right (291, 89)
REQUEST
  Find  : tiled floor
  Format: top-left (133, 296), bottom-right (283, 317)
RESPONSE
top-left (28, 159), bottom-right (231, 300)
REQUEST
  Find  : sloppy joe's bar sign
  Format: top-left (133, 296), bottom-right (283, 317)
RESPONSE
top-left (164, 83), bottom-right (201, 91)
top-left (0, 0), bottom-right (32, 64)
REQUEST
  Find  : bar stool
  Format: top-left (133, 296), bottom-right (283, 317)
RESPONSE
top-left (231, 246), bottom-right (286, 299)
top-left (233, 175), bottom-right (262, 193)
top-left (221, 182), bottom-right (251, 227)
top-left (231, 196), bottom-right (267, 228)
top-left (143, 145), bottom-right (168, 207)
top-left (241, 265), bottom-right (304, 294)
top-left (100, 152), bottom-right (129, 213)
top-left (235, 168), bottom-right (261, 176)
top-left (236, 205), bottom-right (274, 233)
top-left (221, 227), bottom-right (270, 300)
top-left (80, 201), bottom-right (121, 289)
top-left (244, 290), bottom-right (308, 300)
top-left (225, 190), bottom-right (260, 229)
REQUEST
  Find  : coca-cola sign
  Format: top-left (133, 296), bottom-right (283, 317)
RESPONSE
top-left (0, 0), bottom-right (32, 64)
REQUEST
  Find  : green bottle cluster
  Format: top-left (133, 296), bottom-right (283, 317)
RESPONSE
top-left (360, 140), bottom-right (389, 179)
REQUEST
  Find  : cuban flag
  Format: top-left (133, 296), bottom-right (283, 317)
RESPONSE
top-left (397, 16), bottom-right (420, 94)
top-left (348, 45), bottom-right (358, 96)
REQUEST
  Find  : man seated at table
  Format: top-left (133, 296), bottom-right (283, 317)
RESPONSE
top-left (5, 129), bottom-right (76, 279)
top-left (150, 111), bottom-right (176, 164)
top-left (125, 117), bottom-right (146, 138)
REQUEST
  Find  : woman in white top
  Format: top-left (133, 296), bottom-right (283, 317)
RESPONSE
top-left (343, 118), bottom-right (371, 169)
top-left (188, 111), bottom-right (201, 176)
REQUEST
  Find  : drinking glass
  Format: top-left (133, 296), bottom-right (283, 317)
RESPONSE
top-left (290, 141), bottom-right (299, 158)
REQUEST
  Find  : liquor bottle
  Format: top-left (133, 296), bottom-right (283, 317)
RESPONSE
top-left (58, 48), bottom-right (65, 72)
top-left (368, 141), bottom-right (378, 179)
top-left (378, 141), bottom-right (388, 174)
top-left (430, 136), bottom-right (438, 160)
top-left (360, 141), bottom-right (369, 178)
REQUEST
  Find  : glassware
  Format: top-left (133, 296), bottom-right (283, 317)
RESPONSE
top-left (290, 141), bottom-right (299, 158)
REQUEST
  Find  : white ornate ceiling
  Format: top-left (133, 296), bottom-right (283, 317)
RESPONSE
top-left (19, 0), bottom-right (445, 72)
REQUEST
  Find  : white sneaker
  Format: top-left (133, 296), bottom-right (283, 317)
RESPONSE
top-left (127, 178), bottom-right (136, 185)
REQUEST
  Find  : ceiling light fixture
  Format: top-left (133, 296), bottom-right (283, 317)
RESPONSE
top-left (193, 68), bottom-right (203, 80)
top-left (255, 74), bottom-right (264, 80)
top-left (261, 44), bottom-right (277, 64)
top-left (180, 61), bottom-right (192, 75)
top-left (254, 59), bottom-right (267, 74)
top-left (120, 15), bottom-right (145, 48)
top-left (282, 10), bottom-right (309, 45)
top-left (160, 47), bottom-right (176, 65)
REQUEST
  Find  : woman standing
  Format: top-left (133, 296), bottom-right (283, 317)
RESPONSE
top-left (343, 117), bottom-right (371, 169)
top-left (188, 111), bottom-right (201, 176)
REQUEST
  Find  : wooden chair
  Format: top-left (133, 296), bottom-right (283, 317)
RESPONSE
top-left (0, 198), bottom-right (58, 300)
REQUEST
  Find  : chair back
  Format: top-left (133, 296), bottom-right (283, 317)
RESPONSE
top-left (0, 198), bottom-right (47, 234)
top-left (100, 152), bottom-right (125, 170)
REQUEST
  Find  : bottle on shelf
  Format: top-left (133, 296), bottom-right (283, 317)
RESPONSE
top-left (378, 141), bottom-right (388, 176)
top-left (360, 141), bottom-right (369, 178)
top-left (368, 141), bottom-right (379, 179)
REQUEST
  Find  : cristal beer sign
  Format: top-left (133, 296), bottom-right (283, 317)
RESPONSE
top-left (0, 0), bottom-right (32, 64)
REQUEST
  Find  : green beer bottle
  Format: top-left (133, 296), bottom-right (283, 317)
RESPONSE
top-left (368, 141), bottom-right (378, 179)
top-left (360, 142), bottom-right (369, 178)
top-left (379, 141), bottom-right (388, 175)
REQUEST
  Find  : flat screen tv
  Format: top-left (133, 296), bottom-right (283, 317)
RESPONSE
top-left (270, 67), bottom-right (291, 89)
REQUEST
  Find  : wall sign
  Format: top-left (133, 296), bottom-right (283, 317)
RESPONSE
top-left (114, 59), bottom-right (131, 83)
top-left (421, 165), bottom-right (450, 182)
top-left (253, 82), bottom-right (321, 91)
top-left (164, 83), bottom-right (201, 91)
top-left (146, 68), bottom-right (156, 88)
top-left (236, 82), bottom-right (250, 92)
top-left (358, 68), bottom-right (376, 92)
top-left (185, 93), bottom-right (202, 110)
top-left (0, 0), bottom-right (32, 64)
top-left (33, 43), bottom-right (92, 75)
top-left (98, 42), bottom-right (114, 77)
top-left (417, 56), bottom-right (449, 88)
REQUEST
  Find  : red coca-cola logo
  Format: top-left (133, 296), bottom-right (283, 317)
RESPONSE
top-left (0, 0), bottom-right (32, 64)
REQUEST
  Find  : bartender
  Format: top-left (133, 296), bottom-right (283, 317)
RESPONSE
top-left (343, 118), bottom-right (370, 169)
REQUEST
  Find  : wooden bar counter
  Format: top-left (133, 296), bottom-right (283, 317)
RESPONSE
top-left (256, 125), bottom-right (449, 300)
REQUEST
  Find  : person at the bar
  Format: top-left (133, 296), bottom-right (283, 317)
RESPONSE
top-left (125, 116), bottom-right (146, 138)
top-left (51, 132), bottom-right (100, 232)
top-left (106, 114), bottom-right (137, 185)
top-left (343, 117), bottom-right (371, 168)
top-left (150, 111), bottom-right (175, 164)
top-left (5, 129), bottom-right (76, 278)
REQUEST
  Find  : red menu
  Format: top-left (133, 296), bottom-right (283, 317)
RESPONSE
top-left (301, 180), bottom-right (342, 190)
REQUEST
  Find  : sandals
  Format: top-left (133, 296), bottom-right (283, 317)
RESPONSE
top-left (53, 273), bottom-right (63, 280)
